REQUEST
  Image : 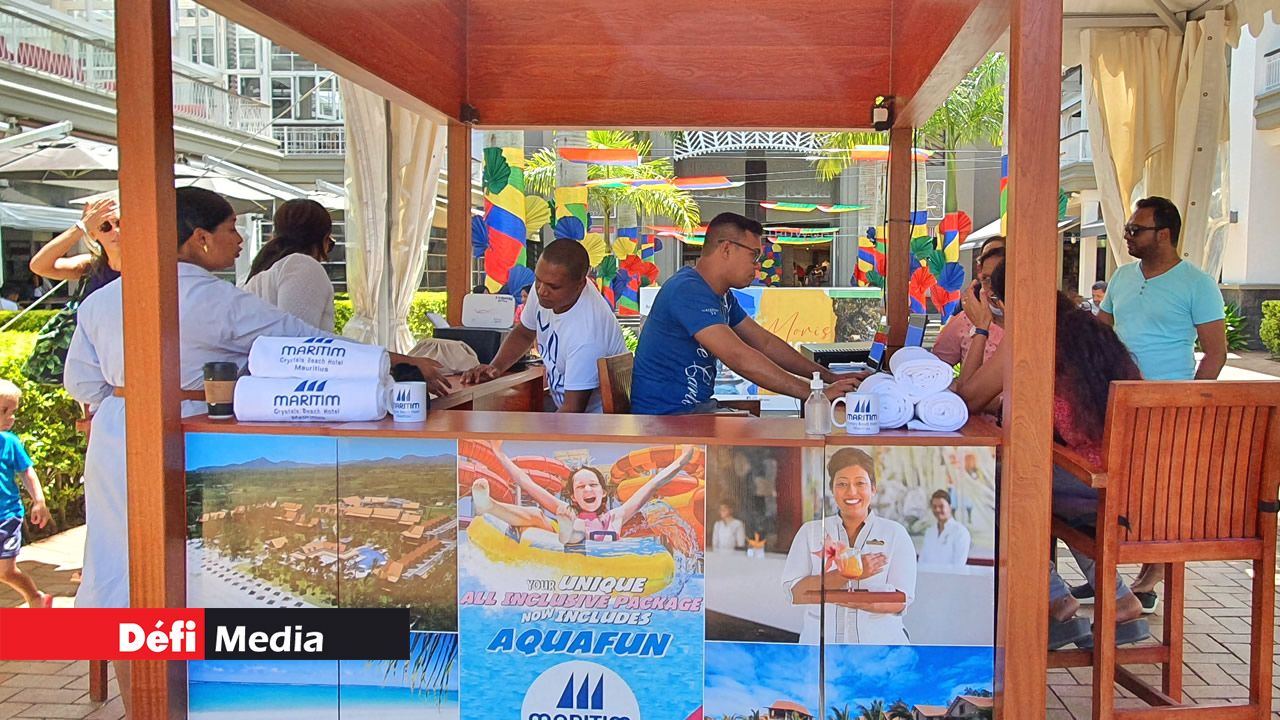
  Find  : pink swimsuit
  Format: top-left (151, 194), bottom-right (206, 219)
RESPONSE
top-left (577, 509), bottom-right (623, 542)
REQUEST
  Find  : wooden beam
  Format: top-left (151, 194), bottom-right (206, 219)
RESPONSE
top-left (895, 0), bottom-right (1009, 128)
top-left (446, 120), bottom-right (472, 327)
top-left (886, 126), bottom-right (913, 348)
top-left (115, 0), bottom-right (186, 717)
top-left (995, 0), bottom-right (1061, 717)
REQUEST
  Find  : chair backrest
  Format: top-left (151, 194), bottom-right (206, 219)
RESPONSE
top-left (597, 353), bottom-right (634, 414)
top-left (1102, 381), bottom-right (1280, 544)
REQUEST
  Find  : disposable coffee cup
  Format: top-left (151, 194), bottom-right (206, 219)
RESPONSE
top-left (203, 362), bottom-right (238, 419)
top-left (391, 381), bottom-right (428, 422)
top-left (831, 391), bottom-right (880, 436)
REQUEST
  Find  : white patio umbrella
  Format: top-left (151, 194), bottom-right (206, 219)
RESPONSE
top-left (0, 137), bottom-right (119, 181)
top-left (69, 175), bottom-right (278, 206)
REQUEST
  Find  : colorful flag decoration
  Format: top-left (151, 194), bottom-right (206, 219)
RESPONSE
top-left (759, 201), bottom-right (867, 213)
top-left (755, 241), bottom-right (783, 286)
top-left (557, 148), bottom-right (639, 166)
top-left (481, 147), bottom-right (527, 292)
top-left (856, 226), bottom-right (886, 287)
top-left (670, 176), bottom-right (744, 190)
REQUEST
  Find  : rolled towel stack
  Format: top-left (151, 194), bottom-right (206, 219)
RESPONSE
top-left (888, 346), bottom-right (953, 400)
top-left (855, 374), bottom-right (914, 430)
top-left (234, 376), bottom-right (392, 422)
top-left (237, 336), bottom-right (392, 422)
top-left (909, 391), bottom-right (970, 432)
top-left (248, 336), bottom-right (390, 379)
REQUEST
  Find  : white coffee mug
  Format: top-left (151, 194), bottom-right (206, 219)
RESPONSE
top-left (390, 381), bottom-right (428, 422)
top-left (831, 391), bottom-right (880, 435)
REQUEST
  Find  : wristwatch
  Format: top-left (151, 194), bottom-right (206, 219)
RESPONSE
top-left (969, 327), bottom-right (990, 338)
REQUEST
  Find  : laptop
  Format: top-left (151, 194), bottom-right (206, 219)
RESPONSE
top-left (866, 313), bottom-right (930, 372)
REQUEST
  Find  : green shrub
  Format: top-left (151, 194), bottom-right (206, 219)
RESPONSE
top-left (621, 326), bottom-right (638, 354)
top-left (1261, 301), bottom-right (1280, 358)
top-left (333, 291), bottom-right (448, 339)
top-left (0, 332), bottom-right (86, 540)
top-left (0, 310), bottom-right (60, 333)
top-left (1224, 303), bottom-right (1250, 353)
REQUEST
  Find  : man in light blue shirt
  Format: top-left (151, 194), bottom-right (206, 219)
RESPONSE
top-left (1099, 196), bottom-right (1227, 381)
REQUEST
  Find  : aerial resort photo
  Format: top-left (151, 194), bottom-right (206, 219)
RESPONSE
top-left (1, 1), bottom-right (1279, 720)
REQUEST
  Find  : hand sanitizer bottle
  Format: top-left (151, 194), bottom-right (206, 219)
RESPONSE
top-left (804, 372), bottom-right (832, 435)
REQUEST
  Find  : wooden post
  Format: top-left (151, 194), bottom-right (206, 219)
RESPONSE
top-left (115, 0), bottom-right (186, 717)
top-left (996, 0), bottom-right (1062, 716)
top-left (886, 126), bottom-right (913, 348)
top-left (447, 120), bottom-right (472, 326)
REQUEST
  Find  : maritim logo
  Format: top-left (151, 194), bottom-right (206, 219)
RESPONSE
top-left (522, 660), bottom-right (640, 720)
top-left (274, 380), bottom-right (341, 408)
top-left (280, 337), bottom-right (347, 358)
top-left (393, 387), bottom-right (421, 410)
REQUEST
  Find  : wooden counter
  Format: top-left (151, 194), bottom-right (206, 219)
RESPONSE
top-left (431, 365), bottom-right (545, 411)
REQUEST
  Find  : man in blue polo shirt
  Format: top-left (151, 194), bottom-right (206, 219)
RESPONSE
top-left (630, 212), bottom-right (860, 415)
top-left (1075, 196), bottom-right (1227, 613)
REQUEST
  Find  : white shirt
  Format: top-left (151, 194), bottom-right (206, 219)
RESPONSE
top-left (65, 263), bottom-right (324, 608)
top-left (520, 282), bottom-right (626, 413)
top-left (0, 298), bottom-right (17, 311)
top-left (711, 517), bottom-right (746, 551)
top-left (919, 519), bottom-right (972, 567)
top-left (242, 254), bottom-right (335, 332)
top-left (781, 512), bottom-right (917, 645)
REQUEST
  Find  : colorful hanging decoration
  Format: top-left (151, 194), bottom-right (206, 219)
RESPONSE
top-left (670, 176), bottom-right (744, 190)
top-left (999, 154), bottom-right (1009, 236)
top-left (755, 241), bottom-right (783, 286)
top-left (759, 201), bottom-right (867, 213)
top-left (481, 147), bottom-right (527, 292)
top-left (524, 196), bottom-right (552, 241)
top-left (938, 211), bottom-right (972, 264)
top-left (471, 216), bottom-right (488, 258)
top-left (501, 264), bottom-right (535, 301)
top-left (557, 148), bottom-right (639, 166)
top-left (904, 208), bottom-right (966, 323)
top-left (855, 226), bottom-right (887, 288)
top-left (845, 145), bottom-right (933, 162)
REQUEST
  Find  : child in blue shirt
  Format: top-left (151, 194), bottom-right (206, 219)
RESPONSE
top-left (0, 379), bottom-right (52, 607)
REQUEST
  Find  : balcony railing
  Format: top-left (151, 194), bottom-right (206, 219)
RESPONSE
top-left (0, 8), bottom-right (271, 137)
top-left (1265, 51), bottom-right (1280, 93)
top-left (1060, 129), bottom-right (1092, 165)
top-left (272, 124), bottom-right (346, 156)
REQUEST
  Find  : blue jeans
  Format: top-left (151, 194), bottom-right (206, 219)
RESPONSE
top-left (1048, 465), bottom-right (1134, 603)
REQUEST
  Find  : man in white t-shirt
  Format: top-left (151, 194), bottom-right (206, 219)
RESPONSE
top-left (462, 239), bottom-right (627, 413)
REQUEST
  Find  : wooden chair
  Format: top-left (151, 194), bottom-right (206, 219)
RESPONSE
top-left (596, 353), bottom-right (761, 416)
top-left (76, 403), bottom-right (111, 703)
top-left (597, 353), bottom-right (634, 414)
top-left (1050, 380), bottom-right (1280, 720)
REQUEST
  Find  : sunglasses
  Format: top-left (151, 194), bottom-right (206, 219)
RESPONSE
top-left (1123, 223), bottom-right (1164, 237)
top-left (724, 239), bottom-right (765, 263)
top-left (98, 219), bottom-right (120, 233)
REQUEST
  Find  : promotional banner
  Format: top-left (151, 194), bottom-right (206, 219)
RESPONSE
top-left (457, 440), bottom-right (706, 720)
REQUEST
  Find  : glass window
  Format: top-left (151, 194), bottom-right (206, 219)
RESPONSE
top-left (238, 76), bottom-right (262, 100)
top-left (294, 75), bottom-right (317, 120)
top-left (271, 78), bottom-right (293, 119)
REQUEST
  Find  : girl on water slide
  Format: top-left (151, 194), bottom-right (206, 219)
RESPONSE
top-left (471, 441), bottom-right (696, 545)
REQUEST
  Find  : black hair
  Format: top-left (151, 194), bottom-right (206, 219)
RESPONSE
top-left (990, 258), bottom-right (1007, 301)
top-left (247, 199), bottom-right (333, 281)
top-left (703, 212), bottom-right (764, 254)
top-left (827, 447), bottom-right (877, 489)
top-left (1, 283), bottom-right (19, 298)
top-left (1135, 196), bottom-right (1182, 245)
top-left (978, 235), bottom-right (1006, 259)
top-left (175, 186), bottom-right (234, 249)
top-left (1091, 281), bottom-right (1107, 291)
top-left (539, 238), bottom-right (590, 280)
top-left (979, 246), bottom-right (1005, 267)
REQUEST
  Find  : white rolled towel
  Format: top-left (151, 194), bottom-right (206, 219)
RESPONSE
top-left (248, 336), bottom-right (390, 379)
top-left (889, 346), bottom-right (954, 400)
top-left (856, 374), bottom-right (914, 429)
top-left (233, 376), bottom-right (391, 422)
top-left (909, 391), bottom-right (970, 432)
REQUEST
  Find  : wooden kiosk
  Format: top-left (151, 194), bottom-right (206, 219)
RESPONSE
top-left (111, 0), bottom-right (1063, 717)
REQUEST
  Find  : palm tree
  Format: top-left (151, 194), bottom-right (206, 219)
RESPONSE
top-left (887, 699), bottom-right (913, 719)
top-left (376, 630), bottom-right (458, 700)
top-left (855, 699), bottom-right (889, 720)
top-left (524, 130), bottom-right (701, 236)
top-left (813, 52), bottom-right (1006, 215)
top-left (828, 704), bottom-right (854, 720)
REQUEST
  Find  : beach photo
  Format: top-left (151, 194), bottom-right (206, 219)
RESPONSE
top-left (456, 439), bottom-right (705, 720)
top-left (825, 644), bottom-right (994, 719)
top-left (185, 433), bottom-right (341, 609)
top-left (336, 438), bottom-right (459, 631)
top-left (188, 631), bottom-right (459, 720)
top-left (703, 641), bottom-right (819, 720)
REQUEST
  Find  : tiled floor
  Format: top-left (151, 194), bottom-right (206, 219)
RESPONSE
top-left (3, 353), bottom-right (1277, 719)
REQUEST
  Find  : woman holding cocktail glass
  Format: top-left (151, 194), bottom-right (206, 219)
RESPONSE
top-left (781, 447), bottom-right (917, 644)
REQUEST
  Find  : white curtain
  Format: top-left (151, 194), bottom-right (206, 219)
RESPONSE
top-left (1083, 10), bottom-right (1231, 275)
top-left (339, 79), bottom-right (447, 352)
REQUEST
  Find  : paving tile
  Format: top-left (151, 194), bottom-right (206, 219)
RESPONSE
top-left (57, 677), bottom-right (87, 693)
top-left (1186, 662), bottom-right (1237, 686)
top-left (12, 703), bottom-right (94, 719)
top-left (81, 699), bottom-right (123, 720)
top-left (1052, 683), bottom-right (1095, 698)
top-left (1183, 684), bottom-right (1252, 700)
top-left (0, 665), bottom-right (71, 677)
top-left (0, 676), bottom-right (72, 691)
top-left (5, 689), bottom-right (83, 705)
top-left (1185, 634), bottom-right (1229, 654)
top-left (0, 704), bottom-right (32, 720)
top-left (0, 688), bottom-right (21, 703)
top-left (1044, 710), bottom-right (1075, 720)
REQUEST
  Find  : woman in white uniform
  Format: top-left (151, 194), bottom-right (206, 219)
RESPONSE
top-left (64, 188), bottom-right (447, 712)
top-left (242, 198), bottom-right (336, 331)
top-left (918, 489), bottom-right (972, 567)
top-left (782, 448), bottom-right (917, 644)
